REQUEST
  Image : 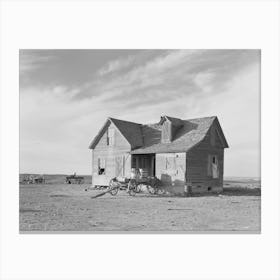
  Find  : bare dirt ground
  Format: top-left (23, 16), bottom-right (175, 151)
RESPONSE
top-left (19, 176), bottom-right (261, 232)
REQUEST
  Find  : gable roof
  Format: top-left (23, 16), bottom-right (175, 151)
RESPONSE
top-left (89, 117), bottom-right (143, 149)
top-left (89, 115), bottom-right (229, 153)
top-left (131, 116), bottom-right (226, 154)
top-left (109, 118), bottom-right (143, 148)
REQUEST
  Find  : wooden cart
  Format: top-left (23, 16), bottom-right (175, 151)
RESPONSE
top-left (107, 175), bottom-right (163, 196)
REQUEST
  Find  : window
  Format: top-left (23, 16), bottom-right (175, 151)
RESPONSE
top-left (208, 155), bottom-right (219, 178)
top-left (212, 156), bottom-right (216, 164)
top-left (107, 127), bottom-right (115, 146)
top-left (98, 158), bottom-right (106, 175)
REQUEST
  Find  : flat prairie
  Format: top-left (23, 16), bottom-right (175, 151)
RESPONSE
top-left (19, 176), bottom-right (261, 232)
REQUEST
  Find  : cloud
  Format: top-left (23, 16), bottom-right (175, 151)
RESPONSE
top-left (194, 71), bottom-right (215, 93)
top-left (75, 50), bottom-right (259, 113)
top-left (20, 85), bottom-right (114, 174)
top-left (19, 50), bottom-right (53, 76)
top-left (97, 55), bottom-right (135, 76)
top-left (19, 50), bottom-right (260, 176)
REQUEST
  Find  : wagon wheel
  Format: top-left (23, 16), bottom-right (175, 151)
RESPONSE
top-left (128, 180), bottom-right (137, 196)
top-left (134, 184), bottom-right (141, 193)
top-left (128, 189), bottom-right (136, 196)
top-left (156, 187), bottom-right (166, 195)
top-left (147, 185), bottom-right (157, 195)
top-left (108, 179), bottom-right (119, 196)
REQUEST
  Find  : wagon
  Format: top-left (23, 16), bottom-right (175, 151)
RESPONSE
top-left (20, 175), bottom-right (45, 184)
top-left (65, 174), bottom-right (84, 184)
top-left (33, 176), bottom-right (45, 184)
top-left (107, 174), bottom-right (163, 196)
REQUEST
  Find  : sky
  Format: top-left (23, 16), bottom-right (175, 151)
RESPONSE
top-left (20, 49), bottom-right (260, 177)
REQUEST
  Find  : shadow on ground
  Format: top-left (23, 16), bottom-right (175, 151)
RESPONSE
top-left (117, 186), bottom-right (261, 199)
top-left (222, 186), bottom-right (261, 196)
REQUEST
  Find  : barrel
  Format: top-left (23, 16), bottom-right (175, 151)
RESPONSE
top-left (139, 168), bottom-right (148, 178)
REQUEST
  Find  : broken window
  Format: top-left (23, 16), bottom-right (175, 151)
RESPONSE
top-left (208, 155), bottom-right (219, 178)
top-left (98, 158), bottom-right (106, 175)
top-left (107, 127), bottom-right (115, 146)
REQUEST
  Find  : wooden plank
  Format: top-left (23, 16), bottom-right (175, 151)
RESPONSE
top-left (186, 133), bottom-right (225, 192)
top-left (156, 153), bottom-right (186, 187)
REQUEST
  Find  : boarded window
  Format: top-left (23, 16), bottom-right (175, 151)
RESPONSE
top-left (208, 155), bottom-right (219, 178)
top-left (107, 127), bottom-right (115, 146)
top-left (98, 158), bottom-right (106, 175)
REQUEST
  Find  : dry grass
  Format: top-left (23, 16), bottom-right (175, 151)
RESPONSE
top-left (19, 177), bottom-right (261, 232)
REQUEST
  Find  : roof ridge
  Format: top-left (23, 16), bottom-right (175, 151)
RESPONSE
top-left (109, 117), bottom-right (142, 126)
top-left (183, 116), bottom-right (217, 121)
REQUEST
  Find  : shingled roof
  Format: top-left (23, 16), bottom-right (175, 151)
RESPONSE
top-left (109, 118), bottom-right (143, 149)
top-left (131, 116), bottom-right (226, 154)
top-left (89, 117), bottom-right (143, 149)
top-left (89, 115), bottom-right (228, 152)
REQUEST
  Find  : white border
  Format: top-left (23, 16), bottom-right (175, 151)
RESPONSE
top-left (1, 1), bottom-right (280, 280)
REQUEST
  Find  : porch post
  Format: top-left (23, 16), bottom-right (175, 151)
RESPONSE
top-left (151, 155), bottom-right (155, 176)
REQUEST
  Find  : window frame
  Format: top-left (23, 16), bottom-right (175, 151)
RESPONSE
top-left (98, 157), bottom-right (106, 175)
top-left (207, 154), bottom-right (219, 178)
top-left (107, 127), bottom-right (115, 146)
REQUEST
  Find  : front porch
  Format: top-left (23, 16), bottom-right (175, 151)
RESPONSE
top-left (131, 154), bottom-right (155, 176)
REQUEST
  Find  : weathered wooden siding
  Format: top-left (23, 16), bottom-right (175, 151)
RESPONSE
top-left (156, 153), bottom-right (186, 193)
top-left (186, 122), bottom-right (224, 193)
top-left (92, 122), bottom-right (131, 186)
top-left (155, 121), bottom-right (225, 194)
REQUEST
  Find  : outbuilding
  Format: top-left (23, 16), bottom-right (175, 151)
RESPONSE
top-left (89, 115), bottom-right (229, 194)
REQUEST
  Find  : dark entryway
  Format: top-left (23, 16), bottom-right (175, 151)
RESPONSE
top-left (131, 154), bottom-right (155, 176)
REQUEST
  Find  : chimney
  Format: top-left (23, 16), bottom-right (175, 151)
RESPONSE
top-left (161, 118), bottom-right (172, 143)
top-left (160, 115), bottom-right (183, 143)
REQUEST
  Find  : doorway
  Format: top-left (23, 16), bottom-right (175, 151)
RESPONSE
top-left (131, 154), bottom-right (155, 176)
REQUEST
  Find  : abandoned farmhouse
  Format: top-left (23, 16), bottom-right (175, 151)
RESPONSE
top-left (89, 116), bottom-right (229, 194)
